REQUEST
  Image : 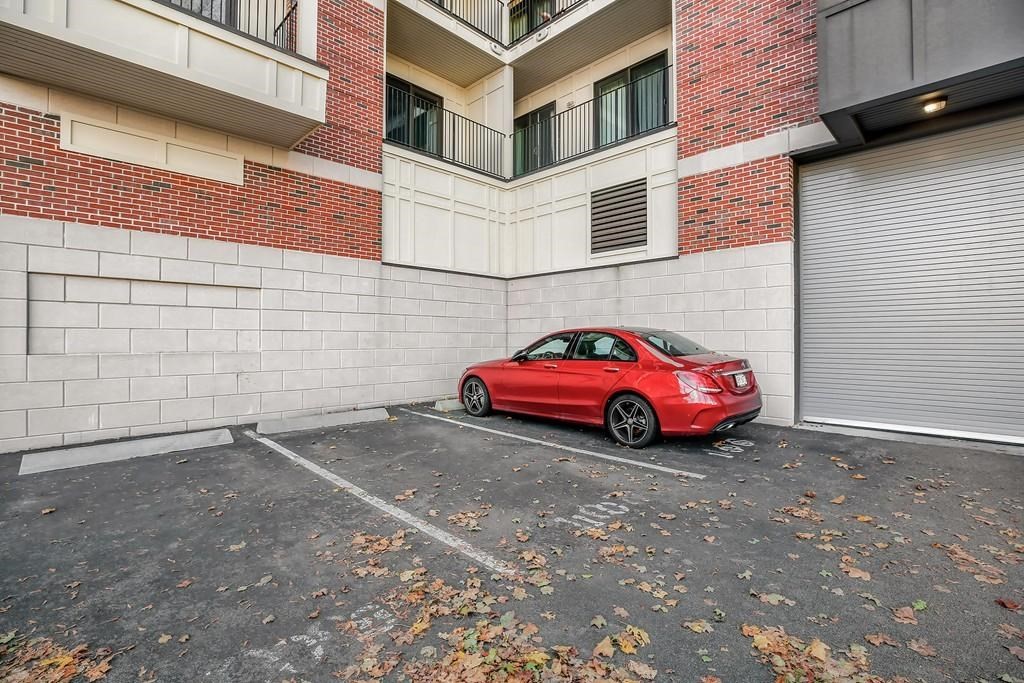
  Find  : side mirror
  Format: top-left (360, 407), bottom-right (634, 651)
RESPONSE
top-left (511, 349), bottom-right (527, 362)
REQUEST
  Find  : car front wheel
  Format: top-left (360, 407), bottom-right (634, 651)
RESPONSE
top-left (606, 394), bottom-right (658, 448)
top-left (462, 377), bottom-right (491, 417)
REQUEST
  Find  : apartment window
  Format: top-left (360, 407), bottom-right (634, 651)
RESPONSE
top-left (590, 179), bottom-right (648, 254)
top-left (510, 0), bottom-right (554, 42)
top-left (385, 75), bottom-right (443, 157)
top-left (513, 103), bottom-right (555, 176)
top-left (594, 53), bottom-right (669, 148)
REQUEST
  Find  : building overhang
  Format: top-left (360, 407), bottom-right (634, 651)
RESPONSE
top-left (508, 0), bottom-right (672, 96)
top-left (0, 0), bottom-right (328, 148)
top-left (816, 0), bottom-right (1024, 146)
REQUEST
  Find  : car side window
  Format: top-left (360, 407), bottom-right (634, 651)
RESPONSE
top-left (609, 338), bottom-right (637, 362)
top-left (524, 333), bottom-right (574, 361)
top-left (572, 332), bottom-right (637, 362)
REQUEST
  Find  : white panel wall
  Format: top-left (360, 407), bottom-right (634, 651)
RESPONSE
top-left (383, 128), bottom-right (678, 278)
top-left (506, 243), bottom-right (796, 424)
top-left (0, 217), bottom-right (506, 453)
top-left (382, 149), bottom-right (506, 274)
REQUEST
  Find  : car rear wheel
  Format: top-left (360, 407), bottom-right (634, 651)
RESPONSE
top-left (606, 394), bottom-right (658, 448)
top-left (462, 377), bottom-right (491, 417)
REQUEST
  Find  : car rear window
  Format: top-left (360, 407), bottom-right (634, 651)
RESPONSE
top-left (636, 330), bottom-right (707, 357)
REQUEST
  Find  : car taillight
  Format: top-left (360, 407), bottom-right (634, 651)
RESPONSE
top-left (675, 370), bottom-right (722, 395)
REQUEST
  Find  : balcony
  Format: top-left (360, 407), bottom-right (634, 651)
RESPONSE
top-left (385, 84), bottom-right (506, 178)
top-left (0, 0), bottom-right (328, 148)
top-left (162, 0), bottom-right (300, 53)
top-left (383, 64), bottom-right (671, 180)
top-left (508, 0), bottom-right (586, 44)
top-left (513, 63), bottom-right (670, 176)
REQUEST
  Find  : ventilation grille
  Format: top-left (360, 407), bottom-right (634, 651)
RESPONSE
top-left (591, 179), bottom-right (648, 254)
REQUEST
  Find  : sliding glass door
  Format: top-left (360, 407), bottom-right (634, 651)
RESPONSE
top-left (514, 103), bottom-right (555, 175)
top-left (594, 53), bottom-right (669, 148)
top-left (385, 75), bottom-right (442, 156)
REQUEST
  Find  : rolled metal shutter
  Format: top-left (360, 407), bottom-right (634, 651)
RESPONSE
top-left (798, 116), bottom-right (1024, 444)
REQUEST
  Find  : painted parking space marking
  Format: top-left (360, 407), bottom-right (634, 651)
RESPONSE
top-left (553, 500), bottom-right (634, 529)
top-left (399, 409), bottom-right (707, 480)
top-left (243, 430), bottom-right (516, 576)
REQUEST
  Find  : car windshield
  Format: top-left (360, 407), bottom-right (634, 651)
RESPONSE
top-left (636, 330), bottom-right (708, 357)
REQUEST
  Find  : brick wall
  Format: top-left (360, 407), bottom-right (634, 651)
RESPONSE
top-left (674, 0), bottom-right (816, 255)
top-left (0, 104), bottom-right (382, 260)
top-left (678, 155), bottom-right (794, 254)
top-left (674, 0), bottom-right (818, 158)
top-left (295, 0), bottom-right (385, 173)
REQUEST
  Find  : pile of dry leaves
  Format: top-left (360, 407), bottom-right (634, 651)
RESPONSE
top-left (0, 631), bottom-right (113, 682)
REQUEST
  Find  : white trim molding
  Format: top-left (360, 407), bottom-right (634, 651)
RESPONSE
top-left (677, 122), bottom-right (836, 178)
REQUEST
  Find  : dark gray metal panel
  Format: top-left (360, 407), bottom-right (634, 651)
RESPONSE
top-left (817, 0), bottom-right (1024, 143)
top-left (591, 179), bottom-right (647, 253)
top-left (798, 116), bottom-right (1024, 443)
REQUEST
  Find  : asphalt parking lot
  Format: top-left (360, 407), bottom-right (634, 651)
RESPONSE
top-left (2, 406), bottom-right (1023, 682)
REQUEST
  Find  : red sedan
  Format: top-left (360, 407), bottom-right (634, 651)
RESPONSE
top-left (458, 327), bottom-right (762, 448)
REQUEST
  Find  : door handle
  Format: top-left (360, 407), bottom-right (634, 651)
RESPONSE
top-left (603, 367), bottom-right (620, 373)
top-left (544, 363), bottom-right (558, 369)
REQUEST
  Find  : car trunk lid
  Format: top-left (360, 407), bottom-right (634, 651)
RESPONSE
top-left (685, 354), bottom-right (757, 394)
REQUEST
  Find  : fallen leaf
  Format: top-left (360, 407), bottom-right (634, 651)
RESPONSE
top-left (262, 614), bottom-right (275, 624)
top-left (683, 619), bottom-right (713, 633)
top-left (830, 495), bottom-right (845, 505)
top-left (41, 507), bottom-right (56, 515)
top-left (865, 633), bottom-right (900, 647)
top-left (158, 634), bottom-right (172, 644)
top-left (227, 541), bottom-right (246, 552)
top-left (591, 615), bottom-right (607, 628)
top-left (892, 606), bottom-right (918, 625)
top-left (912, 599), bottom-right (928, 612)
top-left (908, 639), bottom-right (937, 657)
top-left (593, 636), bottom-right (614, 658)
top-left (176, 579), bottom-right (193, 589)
top-left (995, 598), bottom-right (1021, 611)
top-left (627, 660), bottom-right (658, 680)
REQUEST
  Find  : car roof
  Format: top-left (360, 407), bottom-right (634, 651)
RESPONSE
top-left (548, 326), bottom-right (657, 336)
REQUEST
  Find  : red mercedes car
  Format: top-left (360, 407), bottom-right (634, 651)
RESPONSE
top-left (458, 327), bottom-right (761, 448)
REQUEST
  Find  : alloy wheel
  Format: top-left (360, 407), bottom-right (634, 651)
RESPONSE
top-left (609, 399), bottom-right (649, 446)
top-left (463, 379), bottom-right (487, 415)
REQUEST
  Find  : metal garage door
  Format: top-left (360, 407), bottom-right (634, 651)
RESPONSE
top-left (799, 116), bottom-right (1024, 444)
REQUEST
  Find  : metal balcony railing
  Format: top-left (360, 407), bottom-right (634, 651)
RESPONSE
top-left (513, 65), bottom-right (671, 176)
top-left (427, 0), bottom-right (505, 43)
top-left (385, 85), bottom-right (506, 178)
top-left (509, 0), bottom-right (587, 43)
top-left (159, 0), bottom-right (299, 54)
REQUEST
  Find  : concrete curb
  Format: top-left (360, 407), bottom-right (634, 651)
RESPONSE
top-left (433, 399), bottom-right (465, 412)
top-left (255, 408), bottom-right (391, 435)
top-left (19, 429), bottom-right (234, 475)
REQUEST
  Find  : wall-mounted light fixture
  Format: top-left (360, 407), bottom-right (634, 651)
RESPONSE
top-left (923, 96), bottom-right (948, 114)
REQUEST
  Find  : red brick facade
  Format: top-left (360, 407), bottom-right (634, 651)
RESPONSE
top-left (0, 1), bottom-right (386, 260)
top-left (675, 0), bottom-right (816, 255)
top-left (0, 105), bottom-right (382, 259)
top-left (295, 0), bottom-right (385, 173)
top-left (677, 155), bottom-right (794, 254)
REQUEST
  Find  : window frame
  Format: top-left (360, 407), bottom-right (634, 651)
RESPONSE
top-left (523, 331), bottom-right (578, 361)
top-left (593, 51), bottom-right (669, 149)
top-left (385, 74), bottom-right (444, 156)
top-left (514, 101), bottom-right (556, 175)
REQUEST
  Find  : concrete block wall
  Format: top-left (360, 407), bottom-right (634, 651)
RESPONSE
top-left (0, 216), bottom-right (506, 453)
top-left (506, 242), bottom-right (795, 424)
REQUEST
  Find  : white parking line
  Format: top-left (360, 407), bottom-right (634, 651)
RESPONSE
top-left (243, 430), bottom-right (516, 576)
top-left (399, 409), bottom-right (707, 480)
